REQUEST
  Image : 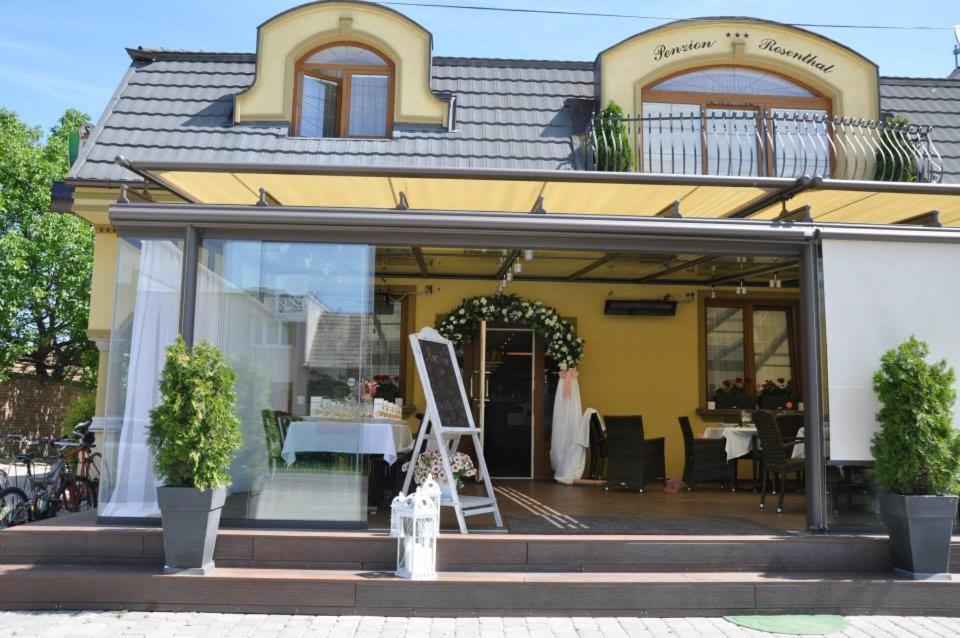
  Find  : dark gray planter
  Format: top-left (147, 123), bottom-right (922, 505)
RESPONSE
top-left (879, 492), bottom-right (958, 580)
top-left (156, 486), bottom-right (226, 575)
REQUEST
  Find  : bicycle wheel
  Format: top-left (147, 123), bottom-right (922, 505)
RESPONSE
top-left (31, 486), bottom-right (53, 519)
top-left (0, 487), bottom-right (28, 528)
top-left (66, 477), bottom-right (97, 512)
top-left (87, 452), bottom-right (103, 487)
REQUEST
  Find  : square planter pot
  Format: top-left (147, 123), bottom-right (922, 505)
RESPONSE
top-left (156, 485), bottom-right (227, 575)
top-left (879, 492), bottom-right (958, 580)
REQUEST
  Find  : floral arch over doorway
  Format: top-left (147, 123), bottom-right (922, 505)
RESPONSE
top-left (436, 294), bottom-right (583, 370)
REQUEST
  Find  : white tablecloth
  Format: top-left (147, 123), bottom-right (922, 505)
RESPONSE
top-left (281, 419), bottom-right (414, 466)
top-left (702, 425), bottom-right (806, 461)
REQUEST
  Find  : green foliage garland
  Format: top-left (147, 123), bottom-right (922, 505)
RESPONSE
top-left (437, 295), bottom-right (583, 370)
top-left (148, 336), bottom-right (242, 490)
top-left (871, 337), bottom-right (960, 495)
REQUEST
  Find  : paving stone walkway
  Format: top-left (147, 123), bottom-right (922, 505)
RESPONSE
top-left (0, 612), bottom-right (958, 638)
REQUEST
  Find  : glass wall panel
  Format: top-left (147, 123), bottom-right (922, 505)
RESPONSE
top-left (100, 238), bottom-right (184, 519)
top-left (705, 307), bottom-right (746, 399)
top-left (195, 240), bottom-right (374, 526)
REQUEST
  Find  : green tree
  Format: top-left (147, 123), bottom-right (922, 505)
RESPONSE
top-left (871, 337), bottom-right (960, 495)
top-left (593, 101), bottom-right (633, 172)
top-left (0, 108), bottom-right (96, 383)
top-left (148, 336), bottom-right (242, 490)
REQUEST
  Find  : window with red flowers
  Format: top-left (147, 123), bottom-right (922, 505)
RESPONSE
top-left (702, 298), bottom-right (801, 408)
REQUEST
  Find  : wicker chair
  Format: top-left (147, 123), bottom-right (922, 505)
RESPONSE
top-left (776, 413), bottom-right (806, 489)
top-left (753, 410), bottom-right (805, 513)
top-left (587, 412), bottom-right (608, 480)
top-left (261, 409), bottom-right (284, 473)
top-left (602, 415), bottom-right (666, 494)
top-left (678, 416), bottom-right (733, 490)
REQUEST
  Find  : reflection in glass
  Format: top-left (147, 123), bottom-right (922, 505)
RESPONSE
top-left (753, 308), bottom-right (793, 387)
top-left (642, 102), bottom-right (702, 175)
top-left (100, 238), bottom-right (184, 518)
top-left (300, 75), bottom-right (339, 138)
top-left (348, 75), bottom-right (389, 137)
top-left (195, 240), bottom-right (374, 525)
top-left (705, 306), bottom-right (746, 399)
top-left (705, 108), bottom-right (760, 177)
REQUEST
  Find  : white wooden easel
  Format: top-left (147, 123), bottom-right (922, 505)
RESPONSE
top-left (403, 327), bottom-right (503, 534)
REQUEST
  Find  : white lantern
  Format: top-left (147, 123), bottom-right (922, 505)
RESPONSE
top-left (390, 474), bottom-right (441, 580)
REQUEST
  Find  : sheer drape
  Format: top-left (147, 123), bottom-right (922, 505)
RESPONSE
top-left (100, 240), bottom-right (182, 518)
top-left (550, 371), bottom-right (586, 485)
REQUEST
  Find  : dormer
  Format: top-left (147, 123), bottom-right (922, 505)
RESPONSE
top-left (234, 1), bottom-right (448, 136)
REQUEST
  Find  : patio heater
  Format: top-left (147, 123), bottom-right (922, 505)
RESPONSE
top-left (390, 475), bottom-right (441, 580)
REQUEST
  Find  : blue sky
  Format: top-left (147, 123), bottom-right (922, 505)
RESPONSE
top-left (1, 0), bottom-right (958, 131)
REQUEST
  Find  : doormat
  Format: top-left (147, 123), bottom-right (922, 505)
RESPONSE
top-left (724, 615), bottom-right (848, 635)
top-left (504, 515), bottom-right (787, 535)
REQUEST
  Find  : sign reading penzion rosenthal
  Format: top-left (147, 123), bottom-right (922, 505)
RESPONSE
top-left (651, 35), bottom-right (836, 74)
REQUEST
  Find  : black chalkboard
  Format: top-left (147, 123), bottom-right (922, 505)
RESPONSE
top-left (418, 338), bottom-right (471, 429)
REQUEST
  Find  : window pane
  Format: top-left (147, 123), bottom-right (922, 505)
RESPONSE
top-left (651, 67), bottom-right (814, 97)
top-left (195, 240), bottom-right (375, 525)
top-left (641, 102), bottom-right (701, 175)
top-left (753, 308), bottom-right (793, 390)
top-left (300, 75), bottom-right (338, 137)
top-left (100, 238), bottom-right (184, 519)
top-left (706, 307), bottom-right (746, 399)
top-left (705, 108), bottom-right (760, 177)
top-left (369, 294), bottom-right (402, 402)
top-left (306, 45), bottom-right (387, 66)
top-left (771, 108), bottom-right (830, 178)
top-left (348, 74), bottom-right (388, 137)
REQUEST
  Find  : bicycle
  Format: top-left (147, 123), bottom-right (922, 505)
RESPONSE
top-left (52, 421), bottom-right (100, 512)
top-left (0, 437), bottom-right (65, 528)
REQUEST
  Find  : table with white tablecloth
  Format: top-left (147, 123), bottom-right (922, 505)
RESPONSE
top-left (702, 424), bottom-right (805, 461)
top-left (280, 418), bottom-right (414, 466)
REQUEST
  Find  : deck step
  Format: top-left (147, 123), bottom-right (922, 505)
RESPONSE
top-left (0, 563), bottom-right (957, 616)
top-left (3, 523), bottom-right (960, 573)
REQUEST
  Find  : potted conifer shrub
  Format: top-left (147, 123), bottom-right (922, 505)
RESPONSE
top-left (148, 336), bottom-right (242, 574)
top-left (872, 337), bottom-right (960, 579)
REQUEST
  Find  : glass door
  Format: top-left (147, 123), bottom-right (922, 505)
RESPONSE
top-left (705, 107), bottom-right (761, 176)
top-left (482, 329), bottom-right (535, 479)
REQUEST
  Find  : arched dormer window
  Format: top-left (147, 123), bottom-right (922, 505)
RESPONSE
top-left (293, 43), bottom-right (395, 138)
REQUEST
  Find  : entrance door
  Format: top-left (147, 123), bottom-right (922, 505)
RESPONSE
top-left (482, 329), bottom-right (535, 478)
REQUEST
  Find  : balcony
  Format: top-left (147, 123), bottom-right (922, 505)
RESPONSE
top-left (587, 111), bottom-right (943, 183)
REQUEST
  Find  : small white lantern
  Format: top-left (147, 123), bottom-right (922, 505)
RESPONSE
top-left (390, 474), bottom-right (441, 580)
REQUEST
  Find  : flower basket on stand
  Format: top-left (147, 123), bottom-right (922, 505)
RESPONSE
top-left (403, 450), bottom-right (476, 499)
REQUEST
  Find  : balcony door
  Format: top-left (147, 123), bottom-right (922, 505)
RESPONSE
top-left (641, 66), bottom-right (831, 177)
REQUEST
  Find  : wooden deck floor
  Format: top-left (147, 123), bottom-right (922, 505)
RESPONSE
top-left (371, 479), bottom-right (808, 534)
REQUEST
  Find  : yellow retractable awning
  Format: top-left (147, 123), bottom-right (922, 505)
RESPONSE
top-left (128, 161), bottom-right (960, 227)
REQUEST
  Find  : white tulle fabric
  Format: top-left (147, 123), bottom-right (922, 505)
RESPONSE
top-left (550, 371), bottom-right (587, 485)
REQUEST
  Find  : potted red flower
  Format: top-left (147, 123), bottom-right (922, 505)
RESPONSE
top-left (713, 378), bottom-right (753, 410)
top-left (758, 378), bottom-right (795, 410)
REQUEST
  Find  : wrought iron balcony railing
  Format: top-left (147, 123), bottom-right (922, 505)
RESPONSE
top-left (586, 111), bottom-right (943, 183)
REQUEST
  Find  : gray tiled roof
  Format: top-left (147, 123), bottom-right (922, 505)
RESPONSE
top-left (69, 48), bottom-right (960, 185)
top-left (68, 49), bottom-right (594, 183)
top-left (879, 77), bottom-right (960, 184)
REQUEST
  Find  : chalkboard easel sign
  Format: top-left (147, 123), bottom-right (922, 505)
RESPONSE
top-left (404, 327), bottom-right (502, 534)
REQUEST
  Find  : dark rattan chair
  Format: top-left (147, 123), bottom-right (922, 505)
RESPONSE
top-left (602, 415), bottom-right (666, 494)
top-left (776, 413), bottom-right (806, 489)
top-left (588, 412), bottom-right (608, 480)
top-left (753, 410), bottom-right (804, 513)
top-left (678, 416), bottom-right (733, 490)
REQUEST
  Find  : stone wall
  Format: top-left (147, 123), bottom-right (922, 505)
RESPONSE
top-left (0, 374), bottom-right (93, 441)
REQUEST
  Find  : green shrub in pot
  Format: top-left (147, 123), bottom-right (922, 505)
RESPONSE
top-left (148, 336), bottom-right (241, 574)
top-left (871, 336), bottom-right (960, 579)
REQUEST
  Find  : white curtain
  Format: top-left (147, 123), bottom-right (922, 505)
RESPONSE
top-left (100, 241), bottom-right (182, 518)
top-left (550, 370), bottom-right (586, 485)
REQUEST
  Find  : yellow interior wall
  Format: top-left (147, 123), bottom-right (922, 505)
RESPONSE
top-left (234, 1), bottom-right (446, 125)
top-left (599, 19), bottom-right (879, 121)
top-left (387, 276), bottom-right (712, 480)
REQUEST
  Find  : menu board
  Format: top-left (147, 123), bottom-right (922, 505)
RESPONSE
top-left (417, 338), bottom-right (471, 429)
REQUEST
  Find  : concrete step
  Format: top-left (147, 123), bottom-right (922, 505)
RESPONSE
top-left (3, 522), bottom-right (959, 573)
top-left (0, 563), bottom-right (957, 616)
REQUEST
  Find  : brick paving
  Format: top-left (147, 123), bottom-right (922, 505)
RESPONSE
top-left (0, 612), bottom-right (957, 637)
